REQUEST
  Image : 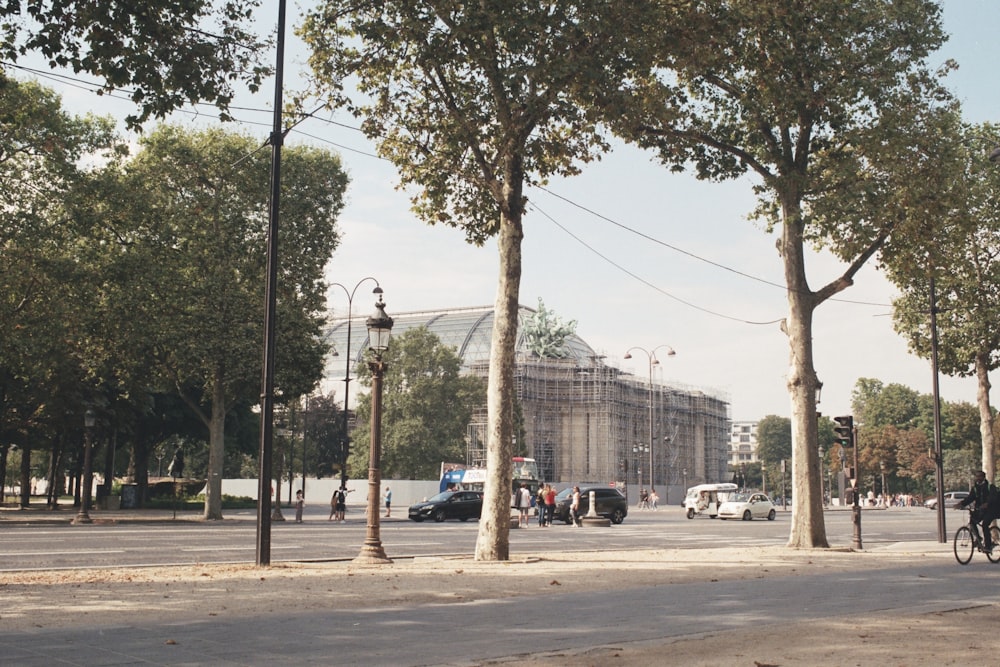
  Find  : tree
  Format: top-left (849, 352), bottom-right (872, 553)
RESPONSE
top-left (890, 122), bottom-right (1000, 478)
top-left (350, 327), bottom-right (486, 480)
top-left (0, 2), bottom-right (269, 127)
top-left (301, 0), bottom-right (653, 560)
top-left (90, 125), bottom-right (348, 519)
top-left (605, 0), bottom-right (951, 547)
top-left (0, 76), bottom-right (120, 507)
top-left (755, 415), bottom-right (792, 470)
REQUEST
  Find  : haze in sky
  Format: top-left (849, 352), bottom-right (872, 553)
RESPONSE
top-left (10, 1), bottom-right (999, 421)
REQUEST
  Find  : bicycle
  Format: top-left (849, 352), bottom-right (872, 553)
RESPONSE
top-left (953, 508), bottom-right (1000, 565)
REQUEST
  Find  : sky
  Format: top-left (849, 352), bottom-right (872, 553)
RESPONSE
top-left (10, 1), bottom-right (1000, 421)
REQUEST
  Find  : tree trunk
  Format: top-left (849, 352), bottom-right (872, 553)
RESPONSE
top-left (975, 352), bottom-right (996, 478)
top-left (781, 197), bottom-right (829, 549)
top-left (18, 442), bottom-right (30, 508)
top-left (474, 176), bottom-right (524, 562)
top-left (203, 368), bottom-right (226, 520)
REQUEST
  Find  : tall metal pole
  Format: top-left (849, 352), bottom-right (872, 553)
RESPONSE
top-left (852, 426), bottom-right (862, 550)
top-left (930, 276), bottom-right (947, 543)
top-left (330, 278), bottom-right (381, 489)
top-left (647, 360), bottom-right (654, 493)
top-left (256, 0), bottom-right (286, 567)
top-left (72, 410), bottom-right (96, 525)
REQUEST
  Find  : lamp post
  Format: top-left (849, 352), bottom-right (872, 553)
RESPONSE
top-left (72, 409), bottom-right (96, 525)
top-left (330, 278), bottom-right (382, 490)
top-left (818, 446), bottom-right (825, 508)
top-left (632, 445), bottom-right (648, 503)
top-left (624, 345), bottom-right (675, 498)
top-left (880, 461), bottom-right (887, 504)
top-left (682, 468), bottom-right (688, 493)
top-left (354, 295), bottom-right (394, 565)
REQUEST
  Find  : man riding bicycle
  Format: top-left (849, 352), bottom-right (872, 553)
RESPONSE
top-left (957, 470), bottom-right (998, 553)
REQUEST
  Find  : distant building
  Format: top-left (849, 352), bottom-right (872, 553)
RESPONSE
top-left (729, 421), bottom-right (759, 467)
top-left (323, 304), bottom-right (731, 499)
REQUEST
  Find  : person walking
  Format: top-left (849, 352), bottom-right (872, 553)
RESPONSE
top-left (515, 483), bottom-right (532, 527)
top-left (570, 486), bottom-right (582, 527)
top-left (383, 486), bottom-right (392, 518)
top-left (536, 485), bottom-right (547, 527)
top-left (294, 489), bottom-right (304, 523)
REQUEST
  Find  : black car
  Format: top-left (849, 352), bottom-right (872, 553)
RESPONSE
top-left (554, 486), bottom-right (628, 524)
top-left (408, 490), bottom-right (484, 522)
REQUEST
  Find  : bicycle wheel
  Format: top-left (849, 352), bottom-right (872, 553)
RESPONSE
top-left (989, 527), bottom-right (1000, 563)
top-left (954, 525), bottom-right (974, 565)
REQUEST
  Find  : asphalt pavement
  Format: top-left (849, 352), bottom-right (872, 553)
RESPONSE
top-left (1, 502), bottom-right (974, 666)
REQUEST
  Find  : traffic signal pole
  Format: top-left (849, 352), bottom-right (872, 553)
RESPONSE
top-left (851, 425), bottom-right (862, 550)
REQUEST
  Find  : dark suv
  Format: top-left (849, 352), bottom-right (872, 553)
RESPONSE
top-left (554, 486), bottom-right (628, 524)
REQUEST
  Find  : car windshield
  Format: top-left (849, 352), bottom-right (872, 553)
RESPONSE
top-left (727, 493), bottom-right (751, 503)
top-left (426, 492), bottom-right (455, 503)
top-left (554, 488), bottom-right (572, 501)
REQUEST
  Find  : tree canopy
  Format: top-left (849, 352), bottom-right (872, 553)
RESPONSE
top-left (0, 1), bottom-right (269, 127)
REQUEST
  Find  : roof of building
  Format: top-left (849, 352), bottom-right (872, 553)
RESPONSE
top-left (323, 304), bottom-right (598, 367)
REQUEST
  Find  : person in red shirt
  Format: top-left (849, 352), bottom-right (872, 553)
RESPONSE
top-left (544, 484), bottom-right (557, 527)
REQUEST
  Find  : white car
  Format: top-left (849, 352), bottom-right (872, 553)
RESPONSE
top-left (718, 492), bottom-right (777, 521)
top-left (924, 491), bottom-right (969, 510)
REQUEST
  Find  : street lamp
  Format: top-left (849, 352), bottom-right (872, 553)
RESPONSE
top-left (880, 461), bottom-right (887, 504)
top-left (624, 345), bottom-right (675, 498)
top-left (72, 409), bottom-right (96, 525)
top-left (354, 295), bottom-right (394, 565)
top-left (330, 278), bottom-right (382, 490)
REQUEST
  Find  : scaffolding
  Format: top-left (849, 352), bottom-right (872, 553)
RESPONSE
top-left (466, 352), bottom-right (730, 502)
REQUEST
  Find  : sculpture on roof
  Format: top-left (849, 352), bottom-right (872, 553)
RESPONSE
top-left (522, 298), bottom-right (577, 358)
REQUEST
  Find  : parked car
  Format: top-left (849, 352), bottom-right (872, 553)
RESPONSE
top-left (924, 491), bottom-right (969, 510)
top-left (553, 486), bottom-right (628, 524)
top-left (717, 492), bottom-right (777, 521)
top-left (408, 490), bottom-right (483, 522)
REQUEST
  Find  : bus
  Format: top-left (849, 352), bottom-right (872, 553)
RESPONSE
top-left (439, 457), bottom-right (541, 496)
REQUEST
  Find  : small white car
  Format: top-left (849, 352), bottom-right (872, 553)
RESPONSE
top-left (924, 491), bottom-right (969, 510)
top-left (718, 492), bottom-right (777, 521)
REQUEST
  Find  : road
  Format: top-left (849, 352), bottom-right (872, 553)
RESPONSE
top-left (0, 504), bottom-right (951, 571)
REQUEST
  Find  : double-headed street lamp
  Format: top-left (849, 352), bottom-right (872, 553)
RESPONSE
top-left (624, 345), bottom-right (675, 498)
top-left (72, 409), bottom-right (96, 525)
top-left (330, 278), bottom-right (382, 489)
top-left (354, 295), bottom-right (394, 565)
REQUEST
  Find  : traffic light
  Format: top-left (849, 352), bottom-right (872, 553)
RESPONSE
top-left (833, 415), bottom-right (854, 448)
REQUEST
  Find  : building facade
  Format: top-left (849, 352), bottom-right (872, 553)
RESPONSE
top-left (729, 420), bottom-right (759, 467)
top-left (323, 304), bottom-right (731, 500)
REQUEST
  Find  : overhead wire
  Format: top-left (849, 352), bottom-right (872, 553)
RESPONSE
top-left (5, 59), bottom-right (895, 318)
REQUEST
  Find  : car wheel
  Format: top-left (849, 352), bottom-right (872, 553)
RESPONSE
top-left (433, 509), bottom-right (447, 522)
top-left (564, 514), bottom-right (574, 525)
top-left (767, 509), bottom-right (776, 521)
top-left (686, 508), bottom-right (695, 519)
top-left (610, 508), bottom-right (626, 524)
top-left (742, 509), bottom-right (752, 521)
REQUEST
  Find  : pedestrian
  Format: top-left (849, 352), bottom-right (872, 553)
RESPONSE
top-left (649, 489), bottom-right (659, 511)
top-left (544, 483), bottom-right (557, 527)
top-left (338, 487), bottom-right (351, 521)
top-left (295, 489), bottom-right (304, 523)
top-left (570, 485), bottom-right (582, 527)
top-left (638, 488), bottom-right (649, 510)
top-left (515, 482), bottom-right (532, 527)
top-left (329, 488), bottom-right (340, 521)
top-left (384, 486), bottom-right (392, 518)
top-left (536, 484), bottom-right (547, 526)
